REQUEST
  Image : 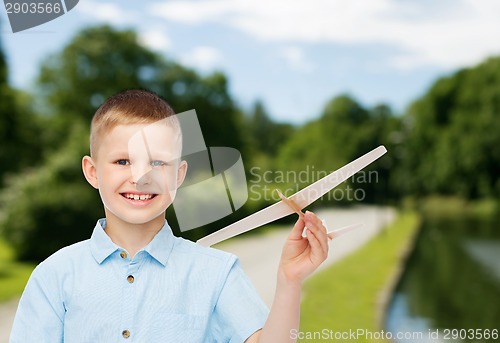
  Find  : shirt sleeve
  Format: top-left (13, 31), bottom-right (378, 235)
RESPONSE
top-left (211, 257), bottom-right (269, 342)
top-left (9, 263), bottom-right (65, 343)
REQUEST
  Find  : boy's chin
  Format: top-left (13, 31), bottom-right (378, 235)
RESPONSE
top-left (105, 208), bottom-right (168, 226)
top-left (119, 214), bottom-right (166, 226)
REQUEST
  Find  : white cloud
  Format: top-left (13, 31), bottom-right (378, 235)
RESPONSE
top-left (149, 0), bottom-right (500, 70)
top-left (77, 1), bottom-right (136, 25)
top-left (139, 26), bottom-right (171, 52)
top-left (279, 47), bottom-right (314, 73)
top-left (181, 46), bottom-right (223, 71)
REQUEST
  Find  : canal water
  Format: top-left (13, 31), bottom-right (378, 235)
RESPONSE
top-left (385, 216), bottom-right (500, 343)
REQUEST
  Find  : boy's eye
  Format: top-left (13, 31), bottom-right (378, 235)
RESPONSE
top-left (151, 160), bottom-right (166, 167)
top-left (115, 159), bottom-right (130, 166)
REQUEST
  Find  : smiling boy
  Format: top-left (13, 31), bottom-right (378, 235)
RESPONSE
top-left (10, 89), bottom-right (330, 343)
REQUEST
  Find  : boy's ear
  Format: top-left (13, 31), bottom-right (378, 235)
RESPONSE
top-left (82, 156), bottom-right (99, 189)
top-left (176, 160), bottom-right (188, 188)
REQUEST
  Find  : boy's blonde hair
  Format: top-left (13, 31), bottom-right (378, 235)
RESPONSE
top-left (90, 89), bottom-right (180, 157)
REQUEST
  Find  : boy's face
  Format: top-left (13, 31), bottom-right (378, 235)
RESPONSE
top-left (83, 121), bottom-right (187, 226)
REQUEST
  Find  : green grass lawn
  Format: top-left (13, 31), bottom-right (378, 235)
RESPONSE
top-left (299, 211), bottom-right (420, 342)
top-left (0, 238), bottom-right (35, 303)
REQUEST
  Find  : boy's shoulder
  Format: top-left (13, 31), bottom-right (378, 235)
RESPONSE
top-left (171, 235), bottom-right (238, 265)
top-left (26, 239), bottom-right (92, 285)
top-left (38, 239), bottom-right (91, 268)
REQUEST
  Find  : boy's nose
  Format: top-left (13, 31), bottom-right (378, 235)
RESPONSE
top-left (131, 165), bottom-right (153, 185)
top-left (133, 167), bottom-right (173, 195)
top-left (128, 128), bottom-right (154, 185)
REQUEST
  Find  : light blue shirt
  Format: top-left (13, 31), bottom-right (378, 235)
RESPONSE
top-left (10, 219), bottom-right (269, 343)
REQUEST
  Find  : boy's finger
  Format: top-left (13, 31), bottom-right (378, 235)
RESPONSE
top-left (304, 218), bottom-right (328, 256)
top-left (305, 213), bottom-right (328, 255)
top-left (305, 211), bottom-right (326, 230)
top-left (288, 217), bottom-right (305, 240)
top-left (308, 224), bottom-right (328, 258)
top-left (305, 229), bottom-right (327, 264)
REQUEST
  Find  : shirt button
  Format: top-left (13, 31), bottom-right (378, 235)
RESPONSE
top-left (120, 251), bottom-right (127, 259)
top-left (122, 329), bottom-right (130, 339)
top-left (127, 275), bottom-right (135, 283)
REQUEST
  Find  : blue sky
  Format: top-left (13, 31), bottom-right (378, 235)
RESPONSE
top-left (2, 0), bottom-right (500, 124)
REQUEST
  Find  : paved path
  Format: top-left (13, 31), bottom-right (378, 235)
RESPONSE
top-left (0, 206), bottom-right (395, 342)
top-left (0, 298), bottom-right (19, 343)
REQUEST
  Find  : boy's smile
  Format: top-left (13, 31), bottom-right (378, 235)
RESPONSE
top-left (120, 192), bottom-right (157, 206)
top-left (82, 121), bottom-right (187, 228)
top-left (121, 192), bottom-right (156, 202)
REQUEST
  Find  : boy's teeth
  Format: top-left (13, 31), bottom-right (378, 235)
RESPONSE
top-left (124, 193), bottom-right (153, 200)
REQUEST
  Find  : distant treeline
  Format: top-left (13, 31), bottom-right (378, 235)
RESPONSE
top-left (0, 25), bottom-right (498, 261)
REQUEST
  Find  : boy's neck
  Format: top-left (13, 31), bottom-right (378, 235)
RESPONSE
top-left (103, 213), bottom-right (165, 258)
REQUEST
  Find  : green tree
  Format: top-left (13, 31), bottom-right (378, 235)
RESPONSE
top-left (365, 104), bottom-right (403, 203)
top-left (247, 101), bottom-right (294, 156)
top-left (277, 95), bottom-right (375, 173)
top-left (398, 57), bottom-right (500, 199)
top-left (0, 34), bottom-right (41, 185)
top-left (276, 95), bottom-right (400, 204)
top-left (1, 123), bottom-right (103, 261)
top-left (0, 36), bottom-right (16, 181)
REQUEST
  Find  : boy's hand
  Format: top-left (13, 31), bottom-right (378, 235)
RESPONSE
top-left (278, 211), bottom-right (329, 284)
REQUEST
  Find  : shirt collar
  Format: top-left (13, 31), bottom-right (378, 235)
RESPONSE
top-left (142, 221), bottom-right (175, 266)
top-left (90, 219), bottom-right (118, 264)
top-left (90, 218), bottom-right (176, 266)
